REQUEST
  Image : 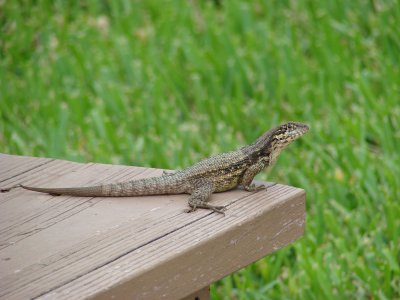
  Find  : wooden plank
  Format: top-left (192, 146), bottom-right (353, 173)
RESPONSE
top-left (182, 287), bottom-right (210, 300)
top-left (0, 153), bottom-right (53, 182)
top-left (0, 155), bottom-right (305, 300)
top-left (0, 161), bottom-right (161, 269)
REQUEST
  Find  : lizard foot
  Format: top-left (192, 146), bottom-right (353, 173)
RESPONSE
top-left (184, 204), bottom-right (226, 215)
top-left (244, 183), bottom-right (267, 192)
top-left (208, 205), bottom-right (226, 215)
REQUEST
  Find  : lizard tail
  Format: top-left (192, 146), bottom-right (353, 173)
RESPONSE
top-left (21, 176), bottom-right (186, 197)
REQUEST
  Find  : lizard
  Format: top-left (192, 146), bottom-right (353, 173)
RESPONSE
top-left (4, 122), bottom-right (309, 214)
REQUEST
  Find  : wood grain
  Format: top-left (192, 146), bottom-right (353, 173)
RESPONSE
top-left (0, 154), bottom-right (305, 300)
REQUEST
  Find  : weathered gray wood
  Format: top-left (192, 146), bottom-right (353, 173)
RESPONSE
top-left (0, 154), bottom-right (53, 182)
top-left (0, 154), bottom-right (305, 300)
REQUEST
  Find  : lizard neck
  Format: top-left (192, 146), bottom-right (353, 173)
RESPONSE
top-left (241, 131), bottom-right (286, 167)
top-left (241, 143), bottom-right (273, 166)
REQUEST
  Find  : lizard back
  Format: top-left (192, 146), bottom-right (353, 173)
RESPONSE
top-left (179, 149), bottom-right (253, 192)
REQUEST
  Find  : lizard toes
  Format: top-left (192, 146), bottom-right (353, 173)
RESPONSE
top-left (214, 205), bottom-right (226, 210)
top-left (210, 206), bottom-right (226, 215)
top-left (245, 183), bottom-right (267, 192)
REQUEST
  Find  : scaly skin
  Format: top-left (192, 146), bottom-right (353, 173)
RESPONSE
top-left (16, 122), bottom-right (309, 214)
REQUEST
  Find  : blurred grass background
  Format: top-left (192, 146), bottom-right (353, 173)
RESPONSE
top-left (1, 0), bottom-right (399, 298)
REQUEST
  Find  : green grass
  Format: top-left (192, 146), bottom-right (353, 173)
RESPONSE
top-left (1, 0), bottom-right (399, 298)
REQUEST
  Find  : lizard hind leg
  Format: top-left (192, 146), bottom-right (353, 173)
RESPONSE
top-left (185, 180), bottom-right (226, 215)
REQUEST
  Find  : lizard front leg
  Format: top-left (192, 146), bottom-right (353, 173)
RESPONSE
top-left (240, 161), bottom-right (267, 192)
top-left (186, 180), bottom-right (225, 214)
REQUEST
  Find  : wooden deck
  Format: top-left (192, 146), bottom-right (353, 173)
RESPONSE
top-left (0, 154), bottom-right (305, 300)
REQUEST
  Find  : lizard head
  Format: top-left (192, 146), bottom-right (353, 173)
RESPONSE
top-left (270, 122), bottom-right (309, 151)
top-left (248, 121), bottom-right (309, 158)
top-left (241, 121), bottom-right (310, 169)
top-left (269, 122), bottom-right (309, 149)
